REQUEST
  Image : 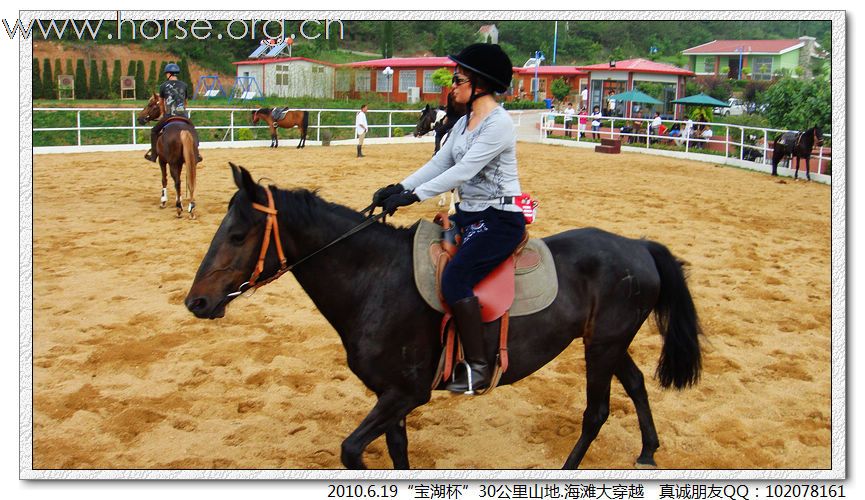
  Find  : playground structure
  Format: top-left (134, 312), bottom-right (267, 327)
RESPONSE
top-left (228, 76), bottom-right (264, 103)
top-left (195, 75), bottom-right (226, 99)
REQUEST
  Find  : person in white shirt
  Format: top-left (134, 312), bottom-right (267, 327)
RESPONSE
top-left (650, 112), bottom-right (662, 142)
top-left (355, 104), bottom-right (369, 158)
top-left (563, 102), bottom-right (575, 137)
top-left (590, 106), bottom-right (602, 140)
top-left (580, 86), bottom-right (588, 108)
top-left (607, 90), bottom-right (617, 116)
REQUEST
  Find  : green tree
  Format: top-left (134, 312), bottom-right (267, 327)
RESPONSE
top-left (74, 59), bottom-right (88, 100)
top-left (42, 59), bottom-right (55, 99)
top-left (110, 60), bottom-right (121, 98)
top-left (146, 60), bottom-right (157, 94)
top-left (64, 59), bottom-right (72, 80)
top-left (135, 60), bottom-right (146, 99)
top-left (431, 67), bottom-right (452, 88)
top-left (177, 59), bottom-right (193, 98)
top-left (33, 58), bottom-right (43, 100)
top-left (88, 60), bottom-right (100, 99)
top-left (432, 32), bottom-right (446, 56)
top-left (381, 21), bottom-right (393, 58)
top-left (550, 77), bottom-right (571, 101)
top-left (763, 77), bottom-right (830, 132)
top-left (99, 60), bottom-right (110, 99)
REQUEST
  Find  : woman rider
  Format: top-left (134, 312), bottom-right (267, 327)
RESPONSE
top-left (371, 43), bottom-right (525, 394)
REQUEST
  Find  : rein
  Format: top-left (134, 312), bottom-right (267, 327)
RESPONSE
top-left (227, 188), bottom-right (387, 298)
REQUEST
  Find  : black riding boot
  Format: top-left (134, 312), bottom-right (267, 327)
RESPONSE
top-left (446, 296), bottom-right (491, 394)
top-left (357, 145), bottom-right (364, 158)
top-left (144, 130), bottom-right (158, 162)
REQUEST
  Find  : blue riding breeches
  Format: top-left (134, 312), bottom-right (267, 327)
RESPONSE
top-left (441, 206), bottom-right (526, 306)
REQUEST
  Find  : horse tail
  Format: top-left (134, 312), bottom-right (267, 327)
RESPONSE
top-left (180, 130), bottom-right (197, 196)
top-left (644, 240), bottom-right (702, 390)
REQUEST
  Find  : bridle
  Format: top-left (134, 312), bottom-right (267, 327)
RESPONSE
top-left (227, 186), bottom-right (386, 298)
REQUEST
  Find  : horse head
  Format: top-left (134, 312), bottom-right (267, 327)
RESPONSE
top-left (137, 93), bottom-right (162, 125)
top-left (251, 109), bottom-right (263, 125)
top-left (813, 127), bottom-right (824, 147)
top-left (185, 163), bottom-right (280, 319)
top-left (414, 104), bottom-right (433, 137)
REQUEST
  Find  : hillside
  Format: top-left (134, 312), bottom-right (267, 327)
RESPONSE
top-left (34, 19), bottom-right (831, 77)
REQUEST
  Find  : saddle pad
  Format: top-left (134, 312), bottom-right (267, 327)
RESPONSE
top-left (272, 107), bottom-right (291, 121)
top-left (413, 219), bottom-right (558, 317)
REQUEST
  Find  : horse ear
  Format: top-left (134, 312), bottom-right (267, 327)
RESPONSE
top-left (229, 162), bottom-right (256, 197)
top-left (424, 104), bottom-right (429, 111)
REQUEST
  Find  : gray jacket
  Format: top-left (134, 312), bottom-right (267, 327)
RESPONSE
top-left (401, 106), bottom-right (522, 213)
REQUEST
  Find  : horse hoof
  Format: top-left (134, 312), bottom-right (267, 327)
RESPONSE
top-left (160, 202), bottom-right (166, 209)
top-left (634, 461), bottom-right (657, 470)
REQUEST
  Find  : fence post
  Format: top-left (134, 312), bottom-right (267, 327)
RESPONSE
top-left (388, 112), bottom-right (392, 138)
top-left (740, 128), bottom-right (745, 160)
top-left (646, 122), bottom-right (650, 149)
top-left (230, 111), bottom-right (235, 142)
top-left (317, 111), bottom-right (322, 142)
top-left (724, 126), bottom-right (729, 158)
top-left (763, 130), bottom-right (769, 165)
top-left (76, 111), bottom-right (82, 146)
top-left (817, 144), bottom-right (825, 174)
top-left (131, 111), bottom-right (137, 145)
top-left (610, 118), bottom-right (615, 139)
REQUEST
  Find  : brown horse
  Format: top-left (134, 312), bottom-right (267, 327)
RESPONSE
top-left (251, 108), bottom-right (309, 148)
top-left (137, 94), bottom-right (200, 218)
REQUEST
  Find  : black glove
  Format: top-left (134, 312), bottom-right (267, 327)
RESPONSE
top-left (372, 183), bottom-right (404, 207)
top-left (381, 191), bottom-right (420, 215)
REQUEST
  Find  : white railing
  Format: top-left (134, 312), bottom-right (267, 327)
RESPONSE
top-left (539, 113), bottom-right (833, 175)
top-left (32, 107), bottom-right (431, 146)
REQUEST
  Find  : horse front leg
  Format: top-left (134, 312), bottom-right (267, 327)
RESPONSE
top-left (562, 342), bottom-right (623, 469)
top-left (805, 157), bottom-right (812, 181)
top-left (341, 390), bottom-right (423, 469)
top-left (271, 125), bottom-right (278, 148)
top-left (159, 160), bottom-right (168, 208)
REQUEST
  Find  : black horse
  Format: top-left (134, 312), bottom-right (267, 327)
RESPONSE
top-left (185, 164), bottom-right (704, 470)
top-left (413, 92), bottom-right (466, 154)
top-left (771, 126), bottom-right (824, 180)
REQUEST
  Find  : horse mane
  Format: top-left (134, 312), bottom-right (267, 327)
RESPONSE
top-left (271, 186), bottom-right (415, 242)
top-left (254, 107), bottom-right (272, 117)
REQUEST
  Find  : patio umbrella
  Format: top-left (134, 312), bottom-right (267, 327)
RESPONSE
top-left (671, 93), bottom-right (730, 107)
top-left (607, 89), bottom-right (662, 105)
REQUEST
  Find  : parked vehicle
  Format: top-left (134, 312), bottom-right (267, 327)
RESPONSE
top-left (714, 98), bottom-right (748, 116)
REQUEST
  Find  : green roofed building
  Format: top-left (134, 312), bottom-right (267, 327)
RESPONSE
top-left (682, 36), bottom-right (826, 80)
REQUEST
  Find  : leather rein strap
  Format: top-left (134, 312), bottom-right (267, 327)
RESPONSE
top-left (228, 187), bottom-right (385, 298)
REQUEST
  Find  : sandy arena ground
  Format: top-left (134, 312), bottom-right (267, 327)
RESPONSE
top-left (32, 142), bottom-right (831, 470)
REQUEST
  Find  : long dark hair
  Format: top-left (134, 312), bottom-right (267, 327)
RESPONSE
top-left (459, 68), bottom-right (494, 134)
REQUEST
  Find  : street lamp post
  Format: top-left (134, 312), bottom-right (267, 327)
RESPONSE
top-left (533, 51), bottom-right (545, 103)
top-left (383, 66), bottom-right (394, 103)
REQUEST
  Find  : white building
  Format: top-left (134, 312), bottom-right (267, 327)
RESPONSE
top-left (232, 57), bottom-right (335, 99)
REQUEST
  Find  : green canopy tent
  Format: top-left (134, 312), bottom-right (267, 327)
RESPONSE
top-left (671, 93), bottom-right (730, 107)
top-left (607, 89), bottom-right (662, 119)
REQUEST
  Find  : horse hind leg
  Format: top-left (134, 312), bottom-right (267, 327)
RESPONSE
top-left (171, 165), bottom-right (183, 218)
top-left (181, 130), bottom-right (197, 219)
top-left (385, 418), bottom-right (410, 470)
top-left (614, 352), bottom-right (660, 468)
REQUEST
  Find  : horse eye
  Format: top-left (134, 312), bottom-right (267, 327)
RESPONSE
top-left (229, 232), bottom-right (246, 245)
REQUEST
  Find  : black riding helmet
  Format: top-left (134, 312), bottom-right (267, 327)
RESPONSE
top-left (448, 43), bottom-right (513, 93)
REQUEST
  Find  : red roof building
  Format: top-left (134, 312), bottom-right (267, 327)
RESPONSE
top-left (575, 58), bottom-right (694, 119)
top-left (682, 37), bottom-right (824, 80)
top-left (511, 66), bottom-right (588, 106)
top-left (338, 57), bottom-right (456, 104)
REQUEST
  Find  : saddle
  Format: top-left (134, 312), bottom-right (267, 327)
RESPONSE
top-left (272, 107), bottom-right (291, 121)
top-left (412, 216), bottom-right (559, 393)
top-left (160, 115), bottom-right (194, 131)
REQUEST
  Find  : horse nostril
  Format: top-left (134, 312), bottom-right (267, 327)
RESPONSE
top-left (185, 296), bottom-right (208, 314)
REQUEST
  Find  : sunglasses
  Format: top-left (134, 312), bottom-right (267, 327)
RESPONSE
top-left (452, 75), bottom-right (471, 86)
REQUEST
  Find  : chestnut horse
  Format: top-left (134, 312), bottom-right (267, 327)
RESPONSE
top-left (184, 163), bottom-right (704, 470)
top-left (251, 108), bottom-right (309, 148)
top-left (137, 94), bottom-right (200, 219)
